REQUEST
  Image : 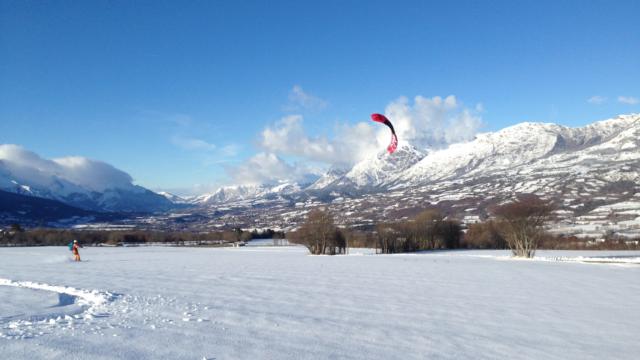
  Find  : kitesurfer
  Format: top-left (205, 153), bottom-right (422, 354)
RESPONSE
top-left (72, 239), bottom-right (82, 262)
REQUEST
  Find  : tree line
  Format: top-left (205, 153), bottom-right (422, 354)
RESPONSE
top-left (290, 194), bottom-right (639, 258)
top-left (4, 194), bottom-right (638, 256)
top-left (286, 208), bottom-right (462, 255)
top-left (0, 225), bottom-right (284, 247)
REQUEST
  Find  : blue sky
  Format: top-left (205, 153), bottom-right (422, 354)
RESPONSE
top-left (1, 0), bottom-right (639, 194)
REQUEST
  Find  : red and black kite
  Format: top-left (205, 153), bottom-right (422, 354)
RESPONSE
top-left (371, 113), bottom-right (398, 154)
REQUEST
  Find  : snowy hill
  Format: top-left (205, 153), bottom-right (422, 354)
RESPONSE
top-left (0, 145), bottom-right (173, 213)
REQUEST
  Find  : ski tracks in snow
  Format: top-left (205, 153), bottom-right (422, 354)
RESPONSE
top-left (0, 278), bottom-right (119, 339)
top-left (0, 278), bottom-right (212, 342)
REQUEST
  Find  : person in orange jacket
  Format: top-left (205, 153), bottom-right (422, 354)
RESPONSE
top-left (72, 239), bottom-right (82, 262)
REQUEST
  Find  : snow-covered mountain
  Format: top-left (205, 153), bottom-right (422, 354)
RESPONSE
top-left (331, 143), bottom-right (426, 189)
top-left (196, 114), bottom-right (639, 204)
top-left (179, 114), bottom-right (640, 238)
top-left (0, 145), bottom-right (173, 213)
top-left (5, 114), bottom-right (640, 238)
top-left (191, 181), bottom-right (309, 205)
top-left (392, 114), bottom-right (640, 187)
top-left (157, 191), bottom-right (189, 204)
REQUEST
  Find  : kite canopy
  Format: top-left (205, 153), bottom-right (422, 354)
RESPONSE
top-left (371, 113), bottom-right (398, 154)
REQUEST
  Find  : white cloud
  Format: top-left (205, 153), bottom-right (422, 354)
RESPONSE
top-left (260, 115), bottom-right (336, 163)
top-left (171, 135), bottom-right (217, 151)
top-left (225, 152), bottom-right (319, 185)
top-left (259, 95), bottom-right (483, 170)
top-left (259, 115), bottom-right (382, 166)
top-left (284, 85), bottom-right (328, 112)
top-left (331, 121), bottom-right (381, 165)
top-left (588, 96), bottom-right (607, 105)
top-left (384, 95), bottom-right (482, 148)
top-left (618, 96), bottom-right (639, 105)
top-left (0, 144), bottom-right (134, 192)
top-left (221, 94), bottom-right (484, 189)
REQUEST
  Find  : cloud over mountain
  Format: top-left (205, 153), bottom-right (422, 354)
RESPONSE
top-left (384, 95), bottom-right (483, 148)
top-left (0, 144), bottom-right (134, 192)
top-left (225, 94), bottom-right (483, 186)
top-left (0, 144), bottom-right (172, 212)
top-left (225, 152), bottom-right (320, 186)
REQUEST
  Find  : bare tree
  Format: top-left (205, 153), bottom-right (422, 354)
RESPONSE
top-left (413, 209), bottom-right (444, 249)
top-left (376, 223), bottom-right (399, 254)
top-left (492, 194), bottom-right (555, 258)
top-left (288, 208), bottom-right (346, 255)
top-left (463, 221), bottom-right (507, 249)
top-left (374, 209), bottom-right (462, 254)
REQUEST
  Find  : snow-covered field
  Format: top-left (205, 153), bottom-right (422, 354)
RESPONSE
top-left (1, 246), bottom-right (639, 359)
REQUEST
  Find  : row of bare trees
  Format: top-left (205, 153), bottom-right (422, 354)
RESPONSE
top-left (288, 208), bottom-right (463, 255)
top-left (290, 195), bottom-right (555, 258)
top-left (375, 209), bottom-right (462, 254)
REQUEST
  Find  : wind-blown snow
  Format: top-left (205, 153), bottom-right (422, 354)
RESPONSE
top-left (1, 246), bottom-right (638, 359)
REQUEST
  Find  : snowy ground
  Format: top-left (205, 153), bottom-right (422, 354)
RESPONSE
top-left (1, 246), bottom-right (639, 359)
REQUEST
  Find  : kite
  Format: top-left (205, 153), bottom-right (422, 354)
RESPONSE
top-left (371, 113), bottom-right (398, 154)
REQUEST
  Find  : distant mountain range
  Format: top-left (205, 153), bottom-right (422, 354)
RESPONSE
top-left (2, 114), bottom-right (640, 238)
top-left (173, 113), bottom-right (640, 238)
top-left (189, 113), bottom-right (639, 203)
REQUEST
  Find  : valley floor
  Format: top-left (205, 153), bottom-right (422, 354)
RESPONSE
top-left (1, 245), bottom-right (639, 359)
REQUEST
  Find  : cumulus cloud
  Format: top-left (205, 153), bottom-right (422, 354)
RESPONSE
top-left (618, 96), bottom-right (639, 105)
top-left (259, 115), bottom-right (384, 166)
top-left (588, 96), bottom-right (607, 105)
top-left (228, 94), bottom-right (483, 186)
top-left (260, 115), bottom-right (336, 162)
top-left (0, 144), bottom-right (134, 192)
top-left (261, 95), bottom-right (481, 165)
top-left (225, 152), bottom-right (319, 185)
top-left (284, 85), bottom-right (328, 112)
top-left (384, 95), bottom-right (482, 147)
top-left (330, 121), bottom-right (381, 165)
